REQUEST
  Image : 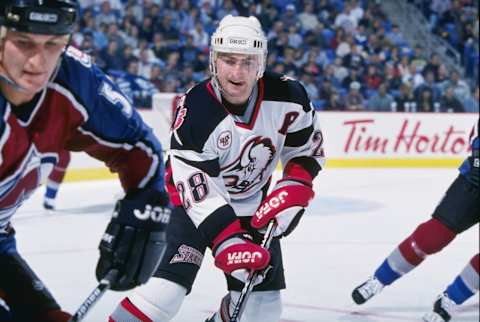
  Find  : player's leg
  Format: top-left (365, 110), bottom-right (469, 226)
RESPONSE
top-left (0, 232), bottom-right (71, 321)
top-left (423, 253), bottom-right (479, 322)
top-left (353, 174), bottom-right (479, 304)
top-left (109, 206), bottom-right (206, 322)
top-left (206, 220), bottom-right (285, 322)
top-left (44, 150), bottom-right (71, 210)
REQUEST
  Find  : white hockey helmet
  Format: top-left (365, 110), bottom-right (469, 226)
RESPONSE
top-left (209, 15), bottom-right (268, 80)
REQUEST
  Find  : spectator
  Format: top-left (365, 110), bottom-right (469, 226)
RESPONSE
top-left (462, 86), bottom-right (479, 113)
top-left (416, 88), bottom-right (437, 112)
top-left (345, 81), bottom-right (365, 111)
top-left (342, 67), bottom-right (362, 90)
top-left (415, 70), bottom-right (441, 101)
top-left (393, 83), bottom-right (416, 112)
top-left (440, 86), bottom-right (465, 112)
top-left (150, 63), bottom-right (164, 91)
top-left (411, 45), bottom-right (428, 71)
top-left (367, 83), bottom-right (394, 111)
top-left (326, 91), bottom-right (346, 111)
top-left (343, 44), bottom-right (366, 70)
top-left (216, 0), bottom-right (239, 20)
top-left (423, 53), bottom-right (441, 81)
top-left (189, 21), bottom-right (209, 52)
top-left (282, 4), bottom-right (300, 29)
top-left (446, 70), bottom-right (471, 102)
top-left (298, 1), bottom-right (319, 32)
top-left (99, 39), bottom-right (124, 72)
top-left (386, 24), bottom-right (407, 47)
top-left (332, 57), bottom-right (349, 84)
top-left (156, 14), bottom-right (179, 46)
top-left (384, 63), bottom-right (403, 92)
top-left (300, 73), bottom-right (320, 101)
top-left (287, 24), bottom-right (303, 49)
top-left (95, 1), bottom-right (118, 28)
top-left (364, 64), bottom-right (383, 90)
top-left (180, 35), bottom-right (201, 66)
top-left (335, 2), bottom-right (358, 33)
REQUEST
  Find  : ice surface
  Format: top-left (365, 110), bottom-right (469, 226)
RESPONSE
top-left (11, 168), bottom-right (479, 321)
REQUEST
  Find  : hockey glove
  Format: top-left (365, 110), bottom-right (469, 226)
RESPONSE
top-left (212, 220), bottom-right (270, 284)
top-left (251, 178), bottom-right (314, 237)
top-left (96, 188), bottom-right (171, 291)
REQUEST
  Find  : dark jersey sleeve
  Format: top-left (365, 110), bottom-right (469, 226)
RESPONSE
top-left (56, 47), bottom-right (165, 191)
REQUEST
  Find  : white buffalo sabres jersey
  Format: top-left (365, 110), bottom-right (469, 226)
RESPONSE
top-left (169, 72), bottom-right (325, 243)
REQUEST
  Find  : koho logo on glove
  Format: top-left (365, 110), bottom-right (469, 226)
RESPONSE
top-left (134, 205), bottom-right (171, 223)
top-left (255, 190), bottom-right (288, 220)
top-left (227, 251), bottom-right (264, 265)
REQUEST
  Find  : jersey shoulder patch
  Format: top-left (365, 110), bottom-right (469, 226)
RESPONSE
top-left (262, 71), bottom-right (311, 112)
top-left (171, 81), bottom-right (228, 152)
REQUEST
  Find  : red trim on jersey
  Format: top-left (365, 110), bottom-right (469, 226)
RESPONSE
top-left (119, 297), bottom-right (153, 322)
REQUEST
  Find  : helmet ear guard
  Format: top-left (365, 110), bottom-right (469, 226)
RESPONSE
top-left (0, 0), bottom-right (78, 36)
top-left (209, 15), bottom-right (268, 80)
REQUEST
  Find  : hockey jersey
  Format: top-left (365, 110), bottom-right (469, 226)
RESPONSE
top-left (169, 72), bottom-right (325, 244)
top-left (0, 47), bottom-right (164, 232)
top-left (459, 119), bottom-right (479, 187)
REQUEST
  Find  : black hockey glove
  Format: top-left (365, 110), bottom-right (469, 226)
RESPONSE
top-left (96, 188), bottom-right (171, 291)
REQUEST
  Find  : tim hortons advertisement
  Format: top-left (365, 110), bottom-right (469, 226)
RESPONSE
top-left (319, 112), bottom-right (476, 167)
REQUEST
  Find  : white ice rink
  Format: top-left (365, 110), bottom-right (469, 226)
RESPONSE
top-left (11, 168), bottom-right (479, 322)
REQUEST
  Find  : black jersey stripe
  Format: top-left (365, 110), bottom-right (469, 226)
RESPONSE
top-left (285, 125), bottom-right (314, 147)
top-left (174, 155), bottom-right (220, 177)
top-left (198, 204), bottom-right (237, 246)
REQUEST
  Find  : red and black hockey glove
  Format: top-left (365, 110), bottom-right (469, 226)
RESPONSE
top-left (251, 163), bottom-right (315, 238)
top-left (212, 220), bottom-right (270, 284)
top-left (96, 188), bottom-right (171, 291)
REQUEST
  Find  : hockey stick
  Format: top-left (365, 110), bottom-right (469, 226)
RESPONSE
top-left (229, 220), bottom-right (277, 322)
top-left (68, 269), bottom-right (118, 322)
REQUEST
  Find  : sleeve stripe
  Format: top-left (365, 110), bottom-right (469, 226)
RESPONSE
top-left (0, 106), bottom-right (11, 165)
top-left (285, 125), bottom-right (314, 147)
top-left (174, 155), bottom-right (220, 177)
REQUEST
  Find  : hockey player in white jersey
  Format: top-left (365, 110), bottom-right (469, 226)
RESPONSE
top-left (108, 15), bottom-right (325, 322)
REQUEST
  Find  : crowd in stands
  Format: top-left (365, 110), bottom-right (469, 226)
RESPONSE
top-left (412, 0), bottom-right (479, 84)
top-left (75, 0), bottom-right (478, 113)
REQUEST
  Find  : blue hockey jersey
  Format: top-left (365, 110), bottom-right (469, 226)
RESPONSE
top-left (459, 119), bottom-right (479, 187)
top-left (0, 47), bottom-right (165, 231)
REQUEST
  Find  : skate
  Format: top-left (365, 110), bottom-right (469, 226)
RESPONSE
top-left (422, 293), bottom-right (457, 322)
top-left (43, 197), bottom-right (56, 211)
top-left (351, 276), bottom-right (384, 304)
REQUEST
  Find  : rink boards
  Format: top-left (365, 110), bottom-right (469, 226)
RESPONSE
top-left (64, 106), bottom-right (478, 182)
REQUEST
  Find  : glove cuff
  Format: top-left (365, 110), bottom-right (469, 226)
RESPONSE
top-left (212, 219), bottom-right (246, 253)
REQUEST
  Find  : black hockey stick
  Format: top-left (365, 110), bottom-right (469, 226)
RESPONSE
top-left (230, 220), bottom-right (277, 322)
top-left (68, 269), bottom-right (118, 322)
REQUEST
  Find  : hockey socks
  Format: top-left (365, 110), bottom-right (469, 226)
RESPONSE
top-left (444, 253), bottom-right (479, 305)
top-left (110, 298), bottom-right (153, 322)
top-left (375, 218), bottom-right (456, 285)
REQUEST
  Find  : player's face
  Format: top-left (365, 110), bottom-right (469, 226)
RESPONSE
top-left (0, 31), bottom-right (68, 100)
top-left (216, 53), bottom-right (259, 105)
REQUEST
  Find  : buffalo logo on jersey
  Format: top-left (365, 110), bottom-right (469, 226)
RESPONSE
top-left (222, 137), bottom-right (276, 194)
top-left (0, 146), bottom-right (56, 227)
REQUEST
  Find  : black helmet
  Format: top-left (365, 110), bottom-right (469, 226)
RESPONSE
top-left (0, 0), bottom-right (78, 36)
